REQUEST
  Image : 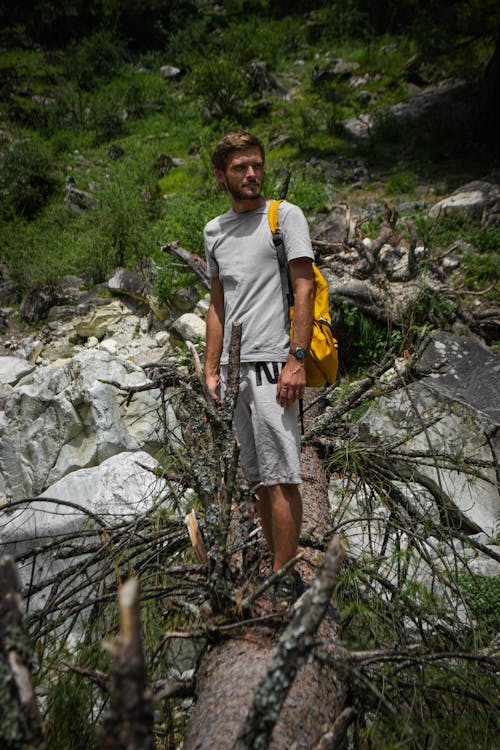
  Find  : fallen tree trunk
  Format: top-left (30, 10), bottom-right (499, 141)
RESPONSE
top-left (182, 447), bottom-right (351, 750)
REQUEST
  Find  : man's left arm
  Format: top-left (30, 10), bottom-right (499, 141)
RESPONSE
top-left (277, 257), bottom-right (314, 408)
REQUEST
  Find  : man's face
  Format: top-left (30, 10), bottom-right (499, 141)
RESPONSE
top-left (215, 147), bottom-right (264, 201)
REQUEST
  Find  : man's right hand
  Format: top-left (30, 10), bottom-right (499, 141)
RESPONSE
top-left (205, 373), bottom-right (221, 406)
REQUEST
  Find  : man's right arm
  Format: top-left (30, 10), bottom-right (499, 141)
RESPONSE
top-left (204, 276), bottom-right (225, 403)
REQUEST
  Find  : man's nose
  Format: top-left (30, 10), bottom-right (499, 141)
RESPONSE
top-left (245, 165), bottom-right (257, 176)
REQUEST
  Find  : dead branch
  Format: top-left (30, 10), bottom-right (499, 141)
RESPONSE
top-left (97, 578), bottom-right (155, 750)
top-left (0, 557), bottom-right (44, 749)
top-left (158, 241), bottom-right (209, 288)
top-left (311, 707), bottom-right (356, 750)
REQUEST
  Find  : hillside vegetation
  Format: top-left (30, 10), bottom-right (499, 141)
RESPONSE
top-left (1, 1), bottom-right (498, 369)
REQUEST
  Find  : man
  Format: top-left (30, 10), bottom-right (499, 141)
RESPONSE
top-left (204, 131), bottom-right (314, 599)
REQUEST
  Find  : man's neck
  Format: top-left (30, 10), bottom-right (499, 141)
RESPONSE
top-left (231, 195), bottom-right (266, 213)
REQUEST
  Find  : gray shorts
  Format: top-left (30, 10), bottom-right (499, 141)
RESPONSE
top-left (221, 362), bottom-right (301, 486)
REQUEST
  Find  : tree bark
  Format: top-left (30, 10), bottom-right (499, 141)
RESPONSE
top-left (182, 447), bottom-right (350, 750)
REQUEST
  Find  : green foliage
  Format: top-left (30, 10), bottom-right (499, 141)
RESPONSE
top-left (190, 58), bottom-right (250, 121)
top-left (385, 169), bottom-right (417, 197)
top-left (90, 94), bottom-right (128, 145)
top-left (45, 672), bottom-right (97, 750)
top-left (158, 191), bottom-right (226, 252)
top-left (213, 15), bottom-right (307, 68)
top-left (62, 30), bottom-right (125, 90)
top-left (405, 286), bottom-right (459, 335)
top-left (1, 214), bottom-right (90, 295)
top-left (286, 96), bottom-right (328, 152)
top-left (0, 139), bottom-right (57, 219)
top-left (84, 170), bottom-right (158, 279)
top-left (337, 302), bottom-right (402, 371)
top-left (154, 261), bottom-right (196, 306)
top-left (461, 251), bottom-right (499, 289)
top-left (457, 572), bottom-right (500, 640)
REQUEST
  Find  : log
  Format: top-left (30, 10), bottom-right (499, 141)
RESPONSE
top-left (181, 447), bottom-right (350, 750)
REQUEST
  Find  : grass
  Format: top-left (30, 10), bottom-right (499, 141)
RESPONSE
top-left (0, 13), bottom-right (498, 316)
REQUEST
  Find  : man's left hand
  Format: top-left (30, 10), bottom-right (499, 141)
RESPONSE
top-left (277, 360), bottom-right (306, 408)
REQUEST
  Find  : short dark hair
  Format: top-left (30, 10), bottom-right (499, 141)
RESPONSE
top-left (212, 131), bottom-right (265, 171)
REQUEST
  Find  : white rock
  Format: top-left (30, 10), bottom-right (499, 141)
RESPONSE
top-left (170, 313), bottom-right (206, 345)
top-left (155, 331), bottom-right (169, 347)
top-left (99, 338), bottom-right (118, 355)
top-left (0, 451), bottom-right (170, 625)
top-left (0, 356), bottom-right (35, 386)
top-left (0, 349), bottom-right (179, 499)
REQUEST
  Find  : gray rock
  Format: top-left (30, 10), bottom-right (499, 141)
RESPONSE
top-left (0, 349), bottom-right (178, 500)
top-left (429, 178), bottom-right (500, 225)
top-left (0, 356), bottom-right (35, 386)
top-left (107, 268), bottom-right (153, 302)
top-left (169, 313), bottom-right (206, 346)
top-left (415, 331), bottom-right (500, 424)
top-left (357, 331), bottom-right (500, 536)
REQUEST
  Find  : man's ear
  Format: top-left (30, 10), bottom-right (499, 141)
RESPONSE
top-left (214, 169), bottom-right (226, 188)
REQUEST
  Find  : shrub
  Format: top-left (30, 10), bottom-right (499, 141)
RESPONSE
top-left (1, 215), bottom-right (86, 295)
top-left (91, 97), bottom-right (128, 145)
top-left (0, 139), bottom-right (57, 219)
top-left (385, 170), bottom-right (417, 196)
top-left (85, 171), bottom-right (157, 277)
top-left (336, 302), bottom-right (401, 372)
top-left (190, 58), bottom-right (250, 121)
top-left (62, 30), bottom-right (125, 90)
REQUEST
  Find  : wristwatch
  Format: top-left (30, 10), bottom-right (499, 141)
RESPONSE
top-left (290, 346), bottom-right (307, 360)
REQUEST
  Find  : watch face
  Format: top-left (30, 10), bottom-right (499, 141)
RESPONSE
top-left (293, 347), bottom-right (307, 360)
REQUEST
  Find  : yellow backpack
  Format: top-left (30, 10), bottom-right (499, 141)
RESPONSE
top-left (268, 199), bottom-right (339, 387)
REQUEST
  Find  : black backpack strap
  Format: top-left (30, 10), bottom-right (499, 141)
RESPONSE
top-left (271, 206), bottom-right (295, 308)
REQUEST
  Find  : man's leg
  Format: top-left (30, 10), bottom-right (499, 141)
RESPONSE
top-left (257, 483), bottom-right (302, 572)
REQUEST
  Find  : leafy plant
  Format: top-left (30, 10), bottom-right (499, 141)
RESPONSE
top-left (190, 57), bottom-right (250, 121)
top-left (457, 572), bottom-right (500, 641)
top-left (0, 139), bottom-right (57, 219)
top-left (385, 169), bottom-right (417, 196)
top-left (62, 30), bottom-right (125, 91)
top-left (337, 302), bottom-right (400, 371)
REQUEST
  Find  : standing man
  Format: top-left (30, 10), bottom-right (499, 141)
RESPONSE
top-left (204, 131), bottom-right (314, 600)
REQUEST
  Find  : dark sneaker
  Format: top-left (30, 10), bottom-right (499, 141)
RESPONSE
top-left (273, 571), bottom-right (306, 606)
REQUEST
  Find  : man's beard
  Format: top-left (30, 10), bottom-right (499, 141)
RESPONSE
top-left (225, 177), bottom-right (261, 201)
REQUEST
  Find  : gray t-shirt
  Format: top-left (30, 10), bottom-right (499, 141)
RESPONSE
top-left (204, 200), bottom-right (314, 364)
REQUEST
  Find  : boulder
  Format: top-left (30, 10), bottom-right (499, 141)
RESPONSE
top-left (358, 332), bottom-right (500, 536)
top-left (428, 176), bottom-right (500, 226)
top-left (0, 451), bottom-right (170, 622)
top-left (74, 300), bottom-right (130, 339)
top-left (107, 267), bottom-right (153, 303)
top-left (0, 355), bottom-right (35, 385)
top-left (328, 332), bottom-right (500, 619)
top-left (169, 313), bottom-right (206, 347)
top-left (0, 349), bottom-right (179, 500)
